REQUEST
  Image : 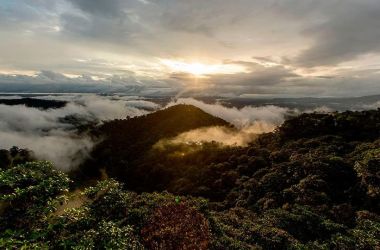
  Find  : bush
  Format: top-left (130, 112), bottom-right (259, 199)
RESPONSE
top-left (141, 203), bottom-right (210, 250)
top-left (0, 161), bottom-right (70, 230)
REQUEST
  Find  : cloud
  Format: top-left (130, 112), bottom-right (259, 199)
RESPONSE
top-left (0, 95), bottom-right (158, 170)
top-left (163, 97), bottom-right (380, 147)
top-left (161, 123), bottom-right (277, 147)
top-left (178, 61), bottom-right (380, 97)
top-left (0, 0), bottom-right (60, 31)
top-left (207, 62), bottom-right (299, 94)
top-left (163, 98), bottom-right (291, 146)
top-left (62, 0), bottom-right (145, 44)
top-left (294, 0), bottom-right (380, 67)
top-left (164, 61), bottom-right (300, 97)
top-left (0, 130), bottom-right (93, 171)
top-left (0, 63), bottom-right (298, 97)
top-left (0, 71), bottom-right (173, 95)
top-left (67, 0), bottom-right (124, 17)
top-left (1, 64), bottom-right (380, 98)
top-left (1, 93), bottom-right (378, 170)
top-left (361, 101), bottom-right (380, 110)
top-left (1, 1), bottom-right (380, 97)
top-left (168, 98), bottom-right (290, 128)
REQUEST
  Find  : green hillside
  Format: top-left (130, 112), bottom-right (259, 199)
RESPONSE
top-left (76, 104), bottom-right (233, 191)
top-left (1, 107), bottom-right (379, 249)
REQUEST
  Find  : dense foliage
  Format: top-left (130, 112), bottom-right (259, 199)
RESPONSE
top-left (75, 104), bottom-right (231, 183)
top-left (0, 146), bottom-right (35, 169)
top-left (1, 106), bottom-right (379, 249)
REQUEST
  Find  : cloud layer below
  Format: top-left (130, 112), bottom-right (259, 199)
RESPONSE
top-left (164, 98), bottom-right (291, 146)
top-left (0, 95), bottom-right (156, 170)
top-left (1, 94), bottom-right (379, 170)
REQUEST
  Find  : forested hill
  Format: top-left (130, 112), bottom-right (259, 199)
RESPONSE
top-left (278, 109), bottom-right (380, 141)
top-left (95, 104), bottom-right (230, 141)
top-left (76, 104), bottom-right (232, 183)
top-left (1, 107), bottom-right (379, 249)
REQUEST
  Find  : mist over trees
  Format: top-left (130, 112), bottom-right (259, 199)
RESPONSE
top-left (1, 105), bottom-right (379, 249)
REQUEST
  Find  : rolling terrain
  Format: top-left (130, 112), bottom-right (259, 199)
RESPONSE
top-left (1, 105), bottom-right (379, 249)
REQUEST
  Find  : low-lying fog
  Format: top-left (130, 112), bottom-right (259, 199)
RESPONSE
top-left (0, 94), bottom-right (379, 171)
top-left (0, 94), bottom-right (157, 170)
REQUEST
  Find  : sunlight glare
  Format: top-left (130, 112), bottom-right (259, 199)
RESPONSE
top-left (160, 59), bottom-right (245, 76)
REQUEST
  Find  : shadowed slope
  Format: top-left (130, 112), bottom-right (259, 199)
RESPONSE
top-left (76, 104), bottom-right (232, 189)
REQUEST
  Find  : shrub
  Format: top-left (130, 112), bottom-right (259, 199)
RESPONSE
top-left (141, 203), bottom-right (210, 250)
top-left (0, 161), bottom-right (70, 230)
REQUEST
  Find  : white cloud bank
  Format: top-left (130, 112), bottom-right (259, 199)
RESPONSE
top-left (168, 98), bottom-right (290, 128)
top-left (2, 95), bottom-right (378, 170)
top-left (0, 95), bottom-right (158, 171)
top-left (165, 98), bottom-right (293, 146)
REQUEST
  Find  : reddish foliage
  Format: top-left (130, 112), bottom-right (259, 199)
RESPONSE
top-left (141, 203), bottom-right (210, 250)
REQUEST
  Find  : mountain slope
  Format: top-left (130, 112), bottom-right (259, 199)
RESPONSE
top-left (77, 104), bottom-right (232, 188)
top-left (2, 108), bottom-right (380, 249)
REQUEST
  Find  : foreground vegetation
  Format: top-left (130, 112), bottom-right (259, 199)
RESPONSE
top-left (1, 106), bottom-right (379, 249)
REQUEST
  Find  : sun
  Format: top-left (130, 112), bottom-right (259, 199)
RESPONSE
top-left (160, 59), bottom-right (245, 77)
top-left (180, 62), bottom-right (214, 76)
top-left (161, 60), bottom-right (218, 76)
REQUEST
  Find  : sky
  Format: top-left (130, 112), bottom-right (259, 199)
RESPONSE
top-left (0, 0), bottom-right (380, 97)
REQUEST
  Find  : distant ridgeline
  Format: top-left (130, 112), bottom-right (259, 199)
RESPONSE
top-left (0, 97), bottom-right (67, 109)
top-left (1, 105), bottom-right (379, 249)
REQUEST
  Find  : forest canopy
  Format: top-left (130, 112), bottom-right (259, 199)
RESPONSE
top-left (1, 106), bottom-right (379, 249)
